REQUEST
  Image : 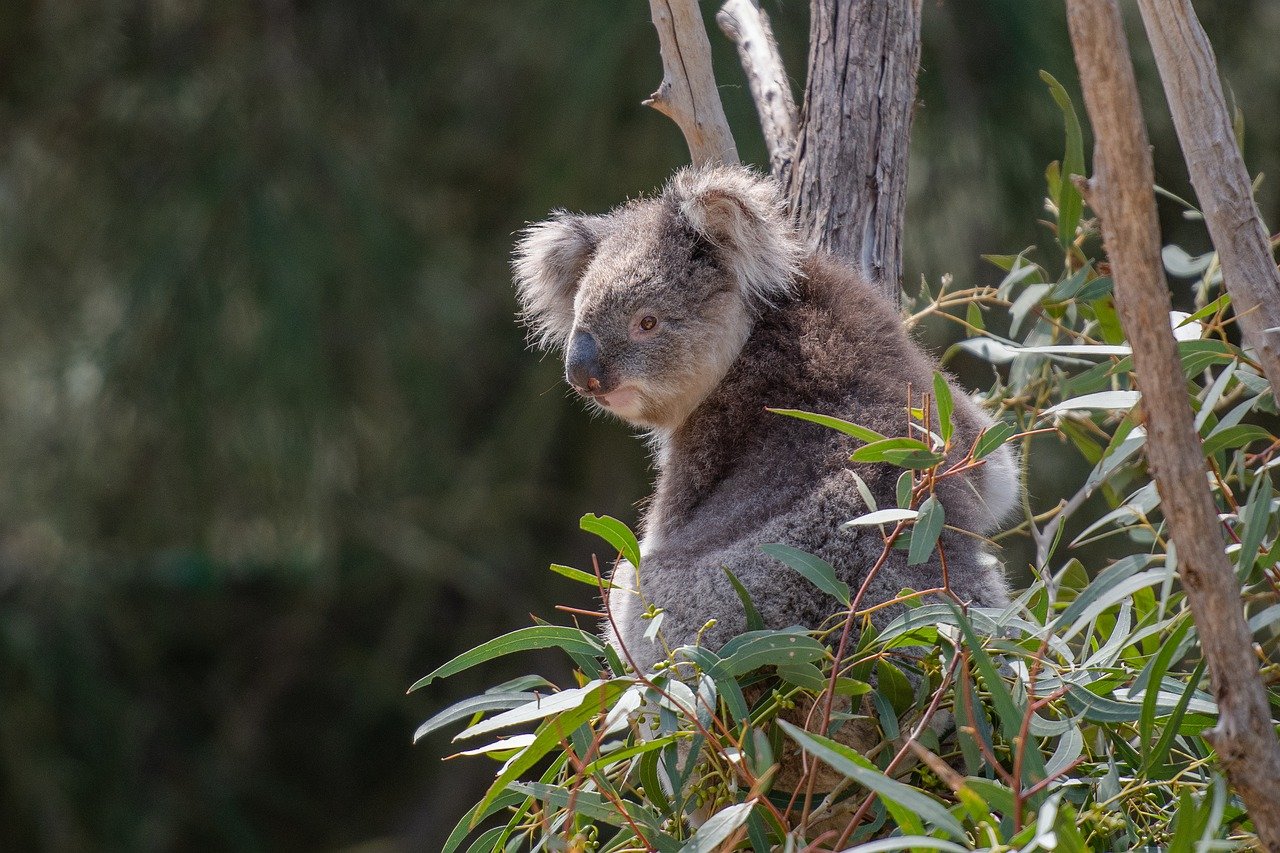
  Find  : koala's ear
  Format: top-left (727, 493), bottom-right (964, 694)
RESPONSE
top-left (512, 211), bottom-right (607, 349)
top-left (668, 165), bottom-right (802, 309)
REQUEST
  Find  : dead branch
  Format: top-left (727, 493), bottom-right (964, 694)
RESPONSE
top-left (1066, 0), bottom-right (1280, 846)
top-left (787, 0), bottom-right (923, 300)
top-left (1134, 0), bottom-right (1280, 394)
top-left (645, 0), bottom-right (739, 167)
top-left (716, 0), bottom-right (797, 182)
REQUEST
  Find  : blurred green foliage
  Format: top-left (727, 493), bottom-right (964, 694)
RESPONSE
top-left (0, 0), bottom-right (1276, 850)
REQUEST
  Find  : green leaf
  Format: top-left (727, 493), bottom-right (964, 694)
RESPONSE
top-left (973, 423), bottom-right (1016, 460)
top-left (844, 507), bottom-right (919, 528)
top-left (777, 661), bottom-right (827, 691)
top-left (1237, 473), bottom-right (1274, 579)
top-left (456, 679), bottom-right (615, 741)
top-left (471, 680), bottom-right (627, 826)
top-left (723, 567), bottom-right (764, 632)
top-left (678, 801), bottom-right (756, 853)
top-left (852, 437), bottom-right (944, 469)
top-left (441, 789), bottom-right (526, 853)
top-left (1076, 275), bottom-right (1115, 302)
top-left (876, 660), bottom-right (914, 715)
top-left (1041, 70), bottom-right (1085, 248)
top-left (933, 372), bottom-right (955, 444)
top-left (1146, 657), bottom-right (1209, 772)
top-left (719, 631), bottom-right (827, 676)
top-left (778, 721), bottom-right (966, 840)
top-left (580, 513), bottom-right (641, 570)
top-left (678, 647), bottom-right (748, 722)
top-left (1043, 390), bottom-right (1142, 415)
top-left (760, 543), bottom-right (851, 606)
top-left (966, 302), bottom-right (984, 334)
top-left (1053, 554), bottom-right (1156, 635)
top-left (462, 826), bottom-right (505, 853)
top-left (907, 495), bottom-right (945, 566)
top-left (896, 470), bottom-right (914, 509)
top-left (1138, 616), bottom-right (1193, 748)
top-left (549, 562), bottom-right (614, 589)
top-left (1201, 424), bottom-right (1272, 457)
top-left (830, 840), bottom-right (970, 853)
top-left (949, 603), bottom-right (1048, 786)
top-left (1182, 292), bottom-right (1232, 324)
top-left (638, 750), bottom-right (674, 814)
top-left (766, 408), bottom-right (886, 444)
top-left (409, 626), bottom-right (605, 691)
top-left (508, 782), bottom-right (631, 827)
top-left (414, 692), bottom-right (537, 742)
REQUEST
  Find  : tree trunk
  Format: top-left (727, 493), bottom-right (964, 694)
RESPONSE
top-left (1066, 1), bottom-right (1280, 846)
top-left (787, 0), bottom-right (923, 303)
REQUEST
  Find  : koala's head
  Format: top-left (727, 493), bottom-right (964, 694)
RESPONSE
top-left (512, 165), bottom-right (801, 430)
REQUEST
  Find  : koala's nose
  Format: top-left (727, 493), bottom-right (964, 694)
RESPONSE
top-left (566, 330), bottom-right (605, 392)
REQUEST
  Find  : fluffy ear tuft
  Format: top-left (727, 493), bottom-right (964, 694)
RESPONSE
top-left (668, 165), bottom-right (802, 309)
top-left (512, 212), bottom-right (606, 349)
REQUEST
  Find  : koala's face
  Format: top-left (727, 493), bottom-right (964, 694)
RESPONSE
top-left (513, 166), bottom-right (800, 431)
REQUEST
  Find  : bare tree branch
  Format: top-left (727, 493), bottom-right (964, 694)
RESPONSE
top-left (645, 0), bottom-right (739, 167)
top-left (1134, 0), bottom-right (1280, 394)
top-left (788, 0), bottom-right (923, 302)
top-left (716, 0), bottom-right (797, 183)
top-left (1066, 1), bottom-right (1280, 845)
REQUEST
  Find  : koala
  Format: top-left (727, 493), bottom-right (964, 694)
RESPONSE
top-left (513, 165), bottom-right (1018, 675)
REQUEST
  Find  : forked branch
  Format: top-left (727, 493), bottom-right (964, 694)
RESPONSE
top-left (1066, 0), bottom-right (1280, 846)
top-left (1135, 0), bottom-right (1280, 394)
top-left (645, 0), bottom-right (739, 167)
top-left (716, 0), bottom-right (797, 182)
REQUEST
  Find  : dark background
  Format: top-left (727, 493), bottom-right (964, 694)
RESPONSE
top-left (0, 1), bottom-right (1276, 849)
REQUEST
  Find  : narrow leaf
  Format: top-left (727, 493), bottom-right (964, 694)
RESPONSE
top-left (778, 721), bottom-right (966, 839)
top-left (550, 563), bottom-right (615, 590)
top-left (907, 495), bottom-right (945, 566)
top-left (580, 513), bottom-right (641, 570)
top-left (410, 626), bottom-right (605, 691)
top-left (1041, 70), bottom-right (1085, 248)
top-left (678, 801), bottom-right (756, 853)
top-left (767, 408), bottom-right (885, 444)
top-left (933, 372), bottom-right (955, 444)
top-left (471, 680), bottom-right (627, 826)
top-left (723, 567), bottom-right (764, 632)
top-left (1043, 391), bottom-right (1141, 415)
top-left (760, 543), bottom-right (851, 606)
top-left (973, 423), bottom-right (1017, 460)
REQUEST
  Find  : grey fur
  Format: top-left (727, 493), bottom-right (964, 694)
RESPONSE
top-left (514, 166), bottom-right (1018, 674)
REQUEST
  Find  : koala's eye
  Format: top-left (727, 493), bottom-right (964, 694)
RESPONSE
top-left (639, 316), bottom-right (658, 332)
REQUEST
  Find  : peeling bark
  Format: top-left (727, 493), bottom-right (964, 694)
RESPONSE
top-left (788, 0), bottom-right (923, 301)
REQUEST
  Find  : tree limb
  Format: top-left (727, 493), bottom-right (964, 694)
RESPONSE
top-left (1134, 0), bottom-right (1280, 395)
top-left (1066, 1), bottom-right (1280, 846)
top-left (716, 0), bottom-right (797, 183)
top-left (645, 0), bottom-right (739, 167)
top-left (787, 0), bottom-right (923, 301)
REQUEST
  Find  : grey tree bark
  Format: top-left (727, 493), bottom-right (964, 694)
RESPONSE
top-left (787, 0), bottom-right (923, 302)
top-left (1133, 0), bottom-right (1280, 396)
top-left (650, 0), bottom-right (923, 306)
top-left (1066, 1), bottom-right (1280, 847)
top-left (645, 0), bottom-right (740, 167)
top-left (716, 0), bottom-right (797, 184)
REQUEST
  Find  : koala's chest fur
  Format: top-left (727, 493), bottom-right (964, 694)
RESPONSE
top-left (511, 164), bottom-right (1015, 675)
top-left (605, 256), bottom-right (1015, 673)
